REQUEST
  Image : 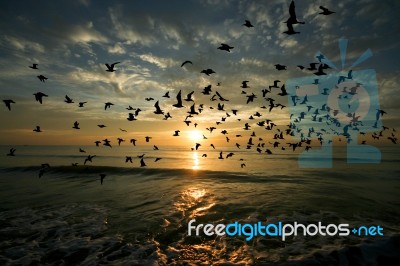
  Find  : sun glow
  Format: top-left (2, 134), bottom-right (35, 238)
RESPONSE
top-left (188, 130), bottom-right (203, 141)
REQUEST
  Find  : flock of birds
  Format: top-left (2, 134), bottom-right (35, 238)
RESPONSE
top-left (2, 1), bottom-right (398, 184)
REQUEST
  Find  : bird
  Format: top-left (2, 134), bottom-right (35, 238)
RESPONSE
top-left (145, 136), bottom-right (152, 142)
top-left (29, 64), bottom-right (38, 69)
top-left (130, 139), bottom-right (137, 146)
top-left (104, 102), bottom-right (114, 110)
top-left (145, 97), bottom-right (154, 101)
top-left (241, 81), bottom-right (249, 88)
top-left (201, 69), bottom-right (216, 76)
top-left (162, 91), bottom-right (170, 98)
top-left (103, 139), bottom-right (112, 148)
top-left (7, 148), bottom-right (16, 156)
top-left (127, 113), bottom-right (137, 121)
top-left (285, 0), bottom-right (305, 25)
top-left (105, 62), bottom-right (120, 72)
top-left (117, 138), bottom-right (125, 146)
top-left (173, 90), bottom-right (184, 108)
top-left (78, 102), bottom-right (87, 107)
top-left (33, 126), bottom-right (42, 132)
top-left (79, 148), bottom-right (86, 153)
top-left (275, 64), bottom-right (287, 71)
top-left (154, 101), bottom-right (164, 115)
top-left (155, 158), bottom-right (162, 162)
top-left (33, 92), bottom-right (48, 104)
top-left (100, 174), bottom-right (106, 185)
top-left (243, 20), bottom-right (254, 27)
top-left (72, 121), bottom-right (80, 129)
top-left (284, 21), bottom-right (299, 35)
top-left (218, 43), bottom-right (234, 52)
top-left (37, 75), bottom-right (48, 82)
top-left (126, 156), bottom-right (133, 163)
top-left (181, 60), bottom-right (193, 67)
top-left (173, 130), bottom-right (180, 136)
top-left (84, 155), bottom-right (96, 165)
top-left (319, 6), bottom-right (335, 15)
top-left (140, 158), bottom-right (146, 167)
top-left (195, 143), bottom-right (201, 150)
top-left (64, 95), bottom-right (74, 103)
top-left (184, 91), bottom-right (195, 102)
top-left (3, 100), bottom-right (15, 111)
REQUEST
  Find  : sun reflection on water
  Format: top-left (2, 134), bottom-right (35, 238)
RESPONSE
top-left (174, 187), bottom-right (215, 219)
top-left (192, 152), bottom-right (200, 170)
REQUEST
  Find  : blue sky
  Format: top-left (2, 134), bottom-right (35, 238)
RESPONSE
top-left (0, 0), bottom-right (399, 146)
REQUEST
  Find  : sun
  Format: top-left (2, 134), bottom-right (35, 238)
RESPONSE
top-left (188, 130), bottom-right (203, 141)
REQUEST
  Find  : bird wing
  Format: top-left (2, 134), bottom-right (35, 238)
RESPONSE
top-left (288, 1), bottom-right (297, 20)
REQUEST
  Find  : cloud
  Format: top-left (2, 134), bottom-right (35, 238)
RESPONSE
top-left (3, 35), bottom-right (45, 53)
top-left (139, 54), bottom-right (178, 69)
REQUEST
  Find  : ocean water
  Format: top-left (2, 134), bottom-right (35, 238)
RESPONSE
top-left (0, 145), bottom-right (399, 265)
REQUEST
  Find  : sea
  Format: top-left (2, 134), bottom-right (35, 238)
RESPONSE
top-left (0, 145), bottom-right (399, 265)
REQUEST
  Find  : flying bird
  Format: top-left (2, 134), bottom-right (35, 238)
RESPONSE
top-left (100, 174), bottom-right (106, 185)
top-left (218, 43), bottom-right (234, 52)
top-left (72, 121), bottom-right (80, 129)
top-left (64, 95), bottom-right (74, 104)
top-left (33, 126), bottom-right (42, 132)
top-left (3, 99), bottom-right (15, 111)
top-left (243, 20), bottom-right (254, 27)
top-left (173, 90), bottom-right (184, 108)
top-left (105, 62), bottom-right (120, 72)
top-left (37, 75), bottom-right (48, 82)
top-left (154, 101), bottom-right (164, 114)
top-left (104, 102), bottom-right (114, 110)
top-left (29, 64), bottom-right (38, 69)
top-left (33, 92), bottom-right (48, 104)
top-left (319, 6), bottom-right (335, 15)
top-left (7, 148), bottom-right (16, 156)
top-left (84, 155), bottom-right (96, 165)
top-left (181, 60), bottom-right (193, 67)
top-left (201, 69), bottom-right (216, 76)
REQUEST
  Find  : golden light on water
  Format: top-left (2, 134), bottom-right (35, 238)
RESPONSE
top-left (192, 152), bottom-right (200, 170)
top-left (174, 187), bottom-right (216, 219)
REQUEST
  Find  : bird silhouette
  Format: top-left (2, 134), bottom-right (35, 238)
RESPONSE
top-left (73, 121), bottom-right (80, 129)
top-left (140, 158), bottom-right (146, 167)
top-left (319, 6), bottom-right (335, 15)
top-left (130, 139), bottom-right (137, 146)
top-left (173, 90), bottom-right (184, 108)
top-left (126, 156), bottom-right (133, 163)
top-left (145, 136), bottom-right (152, 142)
top-left (162, 91), bottom-right (170, 98)
top-left (218, 43), bottom-right (234, 52)
top-left (64, 95), bottom-right (74, 103)
top-left (154, 101), bottom-right (164, 114)
top-left (33, 92), bottom-right (48, 104)
top-left (105, 62), bottom-right (120, 72)
top-left (79, 148), bottom-right (86, 153)
top-left (104, 102), bottom-right (114, 110)
top-left (7, 148), bottom-right (16, 156)
top-left (37, 75), bottom-right (48, 82)
top-left (275, 64), bottom-right (287, 70)
top-left (3, 100), bottom-right (15, 111)
top-left (84, 155), bottom-right (96, 165)
top-left (33, 126), bottom-right (42, 132)
top-left (201, 69), bottom-right (216, 76)
top-left (181, 60), bottom-right (193, 67)
top-left (184, 91), bottom-right (195, 101)
top-left (243, 20), bottom-right (254, 27)
top-left (127, 113), bottom-right (137, 121)
top-left (78, 102), bottom-right (87, 107)
top-left (99, 174), bottom-right (106, 184)
top-left (29, 64), bottom-right (38, 69)
top-left (286, 0), bottom-right (305, 25)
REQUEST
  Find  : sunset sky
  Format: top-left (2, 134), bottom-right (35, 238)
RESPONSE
top-left (0, 0), bottom-right (399, 147)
